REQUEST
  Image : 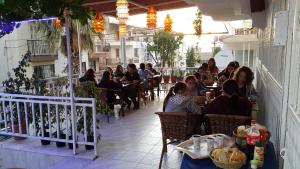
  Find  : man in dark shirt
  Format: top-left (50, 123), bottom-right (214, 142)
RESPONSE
top-left (121, 64), bottom-right (140, 110)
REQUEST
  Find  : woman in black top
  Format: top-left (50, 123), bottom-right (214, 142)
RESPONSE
top-left (79, 69), bottom-right (97, 85)
top-left (98, 71), bottom-right (122, 109)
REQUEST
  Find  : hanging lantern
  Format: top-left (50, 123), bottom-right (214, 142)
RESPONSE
top-left (147, 6), bottom-right (157, 28)
top-left (54, 18), bottom-right (63, 28)
top-left (93, 12), bottom-right (104, 33)
top-left (116, 0), bottom-right (129, 23)
top-left (119, 21), bottom-right (127, 37)
top-left (164, 14), bottom-right (172, 32)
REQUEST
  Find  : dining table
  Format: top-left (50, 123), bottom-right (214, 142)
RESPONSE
top-left (180, 142), bottom-right (278, 169)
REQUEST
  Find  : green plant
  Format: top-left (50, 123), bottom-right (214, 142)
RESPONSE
top-left (75, 82), bottom-right (110, 139)
top-left (147, 31), bottom-right (183, 67)
top-left (2, 52), bottom-right (33, 125)
top-left (193, 10), bottom-right (202, 38)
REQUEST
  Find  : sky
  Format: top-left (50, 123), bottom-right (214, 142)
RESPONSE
top-left (124, 7), bottom-right (249, 53)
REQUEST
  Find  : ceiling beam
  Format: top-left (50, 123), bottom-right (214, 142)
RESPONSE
top-left (128, 0), bottom-right (148, 10)
top-left (83, 0), bottom-right (116, 7)
top-left (102, 0), bottom-right (186, 14)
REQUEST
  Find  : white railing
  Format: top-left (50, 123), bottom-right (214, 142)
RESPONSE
top-left (0, 93), bottom-right (98, 157)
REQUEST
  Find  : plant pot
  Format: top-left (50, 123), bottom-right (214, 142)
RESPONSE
top-left (163, 76), bottom-right (170, 83)
top-left (13, 122), bottom-right (27, 140)
top-left (68, 136), bottom-right (78, 149)
top-left (85, 136), bottom-right (94, 150)
top-left (56, 134), bottom-right (66, 148)
top-left (171, 76), bottom-right (177, 83)
top-left (41, 132), bottom-right (51, 145)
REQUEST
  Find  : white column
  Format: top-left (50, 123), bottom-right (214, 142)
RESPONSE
top-left (121, 37), bottom-right (126, 67)
top-left (76, 21), bottom-right (82, 76)
top-left (248, 42), bottom-right (251, 67)
top-left (242, 42), bottom-right (245, 66)
top-left (65, 15), bottom-right (76, 155)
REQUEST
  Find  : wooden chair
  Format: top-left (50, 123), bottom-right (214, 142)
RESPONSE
top-left (203, 114), bottom-right (251, 136)
top-left (155, 112), bottom-right (202, 169)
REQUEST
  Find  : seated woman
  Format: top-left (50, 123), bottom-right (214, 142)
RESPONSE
top-left (146, 63), bottom-right (157, 76)
top-left (79, 69), bottom-right (97, 85)
top-left (233, 66), bottom-right (256, 98)
top-left (218, 62), bottom-right (237, 79)
top-left (163, 82), bottom-right (202, 114)
top-left (185, 75), bottom-right (200, 96)
top-left (98, 71), bottom-right (122, 109)
top-left (203, 80), bottom-right (252, 116)
top-left (193, 73), bottom-right (206, 95)
top-left (114, 65), bottom-right (124, 78)
top-left (208, 58), bottom-right (219, 75)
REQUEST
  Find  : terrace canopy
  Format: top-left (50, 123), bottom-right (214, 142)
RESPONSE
top-left (83, 0), bottom-right (193, 16)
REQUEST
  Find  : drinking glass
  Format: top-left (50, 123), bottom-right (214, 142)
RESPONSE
top-left (192, 135), bottom-right (201, 151)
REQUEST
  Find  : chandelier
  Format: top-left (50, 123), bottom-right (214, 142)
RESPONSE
top-left (116, 0), bottom-right (129, 23)
top-left (164, 14), bottom-right (172, 32)
top-left (147, 6), bottom-right (157, 28)
top-left (93, 12), bottom-right (104, 33)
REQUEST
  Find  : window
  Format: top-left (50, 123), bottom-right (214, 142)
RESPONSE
top-left (116, 48), bottom-right (120, 58)
top-left (34, 64), bottom-right (55, 79)
top-left (234, 50), bottom-right (254, 67)
top-left (134, 48), bottom-right (139, 59)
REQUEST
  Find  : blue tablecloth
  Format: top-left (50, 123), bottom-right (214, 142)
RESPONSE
top-left (180, 143), bottom-right (278, 169)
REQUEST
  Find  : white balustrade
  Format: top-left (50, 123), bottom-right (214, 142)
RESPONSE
top-left (0, 93), bottom-right (98, 157)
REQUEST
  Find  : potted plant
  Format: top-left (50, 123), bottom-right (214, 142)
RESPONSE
top-left (2, 52), bottom-right (32, 140)
top-left (75, 82), bottom-right (109, 150)
top-left (162, 70), bottom-right (170, 83)
top-left (175, 69), bottom-right (184, 82)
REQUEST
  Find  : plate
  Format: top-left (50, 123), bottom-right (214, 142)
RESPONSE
top-left (176, 134), bottom-right (235, 159)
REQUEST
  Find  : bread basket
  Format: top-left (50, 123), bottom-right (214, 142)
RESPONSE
top-left (210, 148), bottom-right (246, 169)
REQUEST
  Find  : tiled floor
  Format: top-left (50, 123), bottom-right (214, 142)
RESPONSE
top-left (53, 94), bottom-right (183, 169)
top-left (0, 94), bottom-right (183, 169)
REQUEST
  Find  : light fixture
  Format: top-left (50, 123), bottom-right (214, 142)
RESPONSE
top-left (93, 12), bottom-right (104, 33)
top-left (164, 14), bottom-right (172, 32)
top-left (147, 6), bottom-right (157, 29)
top-left (55, 18), bottom-right (63, 28)
top-left (116, 0), bottom-right (129, 23)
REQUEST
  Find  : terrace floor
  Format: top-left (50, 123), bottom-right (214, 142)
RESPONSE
top-left (0, 94), bottom-right (183, 169)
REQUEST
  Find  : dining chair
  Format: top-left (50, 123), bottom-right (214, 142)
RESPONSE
top-left (203, 114), bottom-right (251, 136)
top-left (155, 112), bottom-right (202, 169)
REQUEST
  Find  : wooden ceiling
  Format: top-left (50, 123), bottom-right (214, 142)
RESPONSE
top-left (83, 0), bottom-right (193, 17)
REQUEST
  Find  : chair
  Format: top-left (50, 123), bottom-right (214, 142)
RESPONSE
top-left (203, 114), bottom-right (251, 136)
top-left (155, 112), bottom-right (202, 169)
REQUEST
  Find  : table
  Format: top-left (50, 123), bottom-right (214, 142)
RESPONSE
top-left (180, 142), bottom-right (278, 169)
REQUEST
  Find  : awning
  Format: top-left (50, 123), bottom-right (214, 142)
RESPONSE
top-left (83, 0), bottom-right (193, 16)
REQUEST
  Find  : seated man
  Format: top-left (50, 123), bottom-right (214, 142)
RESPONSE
top-left (121, 64), bottom-right (141, 110)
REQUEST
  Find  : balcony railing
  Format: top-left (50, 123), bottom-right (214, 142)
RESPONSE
top-left (235, 28), bottom-right (257, 35)
top-left (27, 40), bottom-right (58, 62)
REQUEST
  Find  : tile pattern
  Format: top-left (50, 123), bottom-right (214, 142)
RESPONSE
top-left (0, 94), bottom-right (183, 169)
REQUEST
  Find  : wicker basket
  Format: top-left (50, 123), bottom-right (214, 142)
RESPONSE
top-left (210, 148), bottom-right (246, 169)
top-left (232, 127), bottom-right (271, 148)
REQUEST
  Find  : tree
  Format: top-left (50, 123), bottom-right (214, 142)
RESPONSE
top-left (32, 19), bottom-right (96, 74)
top-left (0, 0), bottom-right (91, 39)
top-left (193, 10), bottom-right (202, 38)
top-left (213, 47), bottom-right (221, 57)
top-left (147, 31), bottom-right (183, 67)
top-left (186, 47), bottom-right (196, 67)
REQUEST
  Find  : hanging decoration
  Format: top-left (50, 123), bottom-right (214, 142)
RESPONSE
top-left (146, 6), bottom-right (157, 28)
top-left (54, 18), bottom-right (63, 28)
top-left (164, 14), bottom-right (172, 32)
top-left (93, 12), bottom-right (104, 33)
top-left (119, 21), bottom-right (127, 37)
top-left (116, 0), bottom-right (129, 23)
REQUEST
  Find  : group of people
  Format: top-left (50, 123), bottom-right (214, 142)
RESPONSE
top-left (163, 58), bottom-right (255, 117)
top-left (79, 63), bottom-right (159, 110)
